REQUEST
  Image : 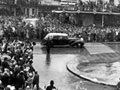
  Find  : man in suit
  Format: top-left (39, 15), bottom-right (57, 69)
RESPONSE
top-left (33, 71), bottom-right (39, 90)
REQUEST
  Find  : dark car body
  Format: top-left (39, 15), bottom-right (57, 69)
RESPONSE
top-left (41, 33), bottom-right (84, 48)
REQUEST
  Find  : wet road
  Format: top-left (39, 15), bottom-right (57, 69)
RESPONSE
top-left (33, 42), bottom-right (116, 90)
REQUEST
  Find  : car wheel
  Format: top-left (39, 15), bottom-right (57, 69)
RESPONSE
top-left (75, 43), bottom-right (80, 48)
top-left (72, 44), bottom-right (78, 48)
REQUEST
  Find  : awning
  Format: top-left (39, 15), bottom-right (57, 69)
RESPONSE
top-left (52, 10), bottom-right (120, 15)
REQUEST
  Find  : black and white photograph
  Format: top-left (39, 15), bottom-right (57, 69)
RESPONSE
top-left (0, 0), bottom-right (120, 90)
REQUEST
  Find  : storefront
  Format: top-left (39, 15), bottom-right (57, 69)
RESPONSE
top-left (52, 10), bottom-right (120, 27)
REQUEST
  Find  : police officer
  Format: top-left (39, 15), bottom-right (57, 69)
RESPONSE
top-left (46, 37), bottom-right (52, 54)
top-left (46, 80), bottom-right (56, 90)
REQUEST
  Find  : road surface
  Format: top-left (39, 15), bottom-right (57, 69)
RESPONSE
top-left (33, 42), bottom-right (116, 90)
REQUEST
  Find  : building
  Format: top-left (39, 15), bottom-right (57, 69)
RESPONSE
top-left (0, 0), bottom-right (39, 16)
top-left (0, 0), bottom-right (61, 16)
top-left (0, 0), bottom-right (14, 15)
top-left (41, 0), bottom-right (60, 5)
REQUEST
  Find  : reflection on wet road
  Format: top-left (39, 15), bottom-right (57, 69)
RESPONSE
top-left (33, 43), bottom-right (116, 90)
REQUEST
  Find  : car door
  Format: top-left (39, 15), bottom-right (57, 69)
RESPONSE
top-left (59, 36), bottom-right (69, 45)
top-left (52, 36), bottom-right (68, 45)
top-left (52, 36), bottom-right (60, 45)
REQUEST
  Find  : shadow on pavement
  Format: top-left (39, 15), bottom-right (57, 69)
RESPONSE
top-left (40, 46), bottom-right (89, 55)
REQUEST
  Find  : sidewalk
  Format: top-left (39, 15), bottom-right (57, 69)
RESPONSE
top-left (66, 54), bottom-right (120, 87)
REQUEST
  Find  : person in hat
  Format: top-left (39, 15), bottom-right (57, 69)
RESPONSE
top-left (1, 58), bottom-right (9, 71)
top-left (26, 72), bottom-right (33, 89)
top-left (46, 80), bottom-right (56, 90)
top-left (33, 71), bottom-right (39, 90)
top-left (15, 71), bottom-right (25, 90)
top-left (46, 37), bottom-right (52, 54)
top-left (1, 69), bottom-right (10, 87)
top-left (0, 80), bottom-right (4, 90)
top-left (25, 85), bottom-right (31, 90)
top-left (4, 86), bottom-right (10, 90)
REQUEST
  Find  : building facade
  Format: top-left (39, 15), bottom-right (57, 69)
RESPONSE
top-left (0, 0), bottom-right (61, 16)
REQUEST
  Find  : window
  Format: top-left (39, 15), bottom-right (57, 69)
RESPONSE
top-left (27, 8), bottom-right (29, 16)
top-left (32, 8), bottom-right (35, 15)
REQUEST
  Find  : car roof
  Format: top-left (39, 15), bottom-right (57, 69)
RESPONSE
top-left (23, 18), bottom-right (39, 21)
top-left (23, 18), bottom-right (39, 28)
top-left (44, 33), bottom-right (68, 39)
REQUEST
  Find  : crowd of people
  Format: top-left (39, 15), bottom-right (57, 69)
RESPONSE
top-left (61, 0), bottom-right (119, 12)
top-left (0, 37), bottom-right (40, 90)
top-left (0, 15), bottom-right (61, 90)
top-left (0, 16), bottom-right (41, 41)
top-left (0, 9), bottom-right (120, 90)
top-left (40, 14), bottom-right (120, 42)
top-left (77, 0), bottom-right (117, 12)
top-left (0, 14), bottom-right (120, 43)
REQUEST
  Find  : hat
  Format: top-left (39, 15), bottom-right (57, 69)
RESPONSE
top-left (20, 71), bottom-right (24, 73)
top-left (20, 58), bottom-right (23, 60)
top-left (28, 73), bottom-right (33, 77)
top-left (4, 68), bottom-right (9, 71)
top-left (50, 80), bottom-right (54, 85)
top-left (11, 57), bottom-right (14, 61)
top-left (24, 67), bottom-right (29, 71)
top-left (25, 52), bottom-right (28, 55)
top-left (20, 71), bottom-right (24, 75)
top-left (10, 86), bottom-right (15, 90)
top-left (26, 46), bottom-right (30, 49)
top-left (28, 56), bottom-right (31, 59)
top-left (26, 86), bottom-right (30, 89)
top-left (7, 85), bottom-right (11, 88)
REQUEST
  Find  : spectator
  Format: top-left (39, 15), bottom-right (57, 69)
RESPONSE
top-left (15, 71), bottom-right (25, 90)
top-left (117, 78), bottom-right (120, 90)
top-left (46, 80), bottom-right (56, 90)
top-left (0, 80), bottom-right (4, 90)
top-left (33, 71), bottom-right (39, 90)
top-left (25, 72), bottom-right (33, 89)
top-left (1, 69), bottom-right (10, 87)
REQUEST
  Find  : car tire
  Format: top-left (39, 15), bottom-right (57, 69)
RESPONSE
top-left (76, 43), bottom-right (83, 48)
top-left (72, 44), bottom-right (78, 48)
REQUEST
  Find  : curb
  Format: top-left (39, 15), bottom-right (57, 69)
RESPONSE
top-left (85, 42), bottom-right (120, 44)
top-left (103, 42), bottom-right (120, 44)
top-left (66, 61), bottom-right (116, 87)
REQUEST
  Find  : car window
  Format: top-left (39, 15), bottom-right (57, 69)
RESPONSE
top-left (53, 36), bottom-right (68, 39)
top-left (53, 36), bottom-right (60, 39)
top-left (62, 36), bottom-right (68, 39)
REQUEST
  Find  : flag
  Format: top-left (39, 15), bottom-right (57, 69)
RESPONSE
top-left (14, 0), bottom-right (17, 4)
